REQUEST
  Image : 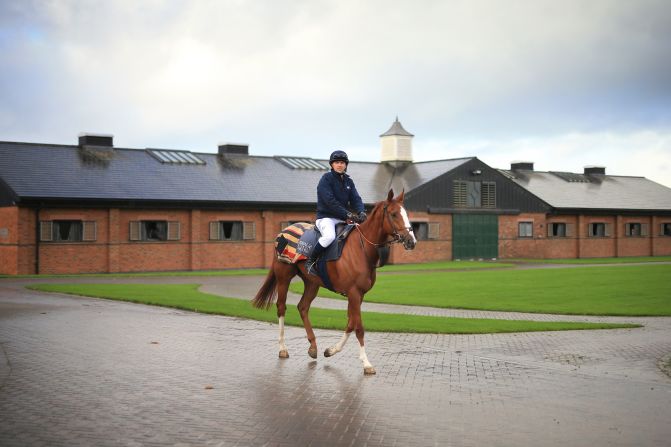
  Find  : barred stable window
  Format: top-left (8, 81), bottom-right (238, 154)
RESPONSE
top-left (453, 180), bottom-right (496, 208)
top-left (209, 221), bottom-right (256, 241)
top-left (588, 222), bottom-right (610, 237)
top-left (412, 222), bottom-right (440, 241)
top-left (625, 223), bottom-right (648, 237)
top-left (662, 223), bottom-right (671, 236)
top-left (129, 221), bottom-right (180, 241)
top-left (40, 220), bottom-right (97, 242)
top-left (518, 222), bottom-right (533, 238)
top-left (548, 222), bottom-right (568, 237)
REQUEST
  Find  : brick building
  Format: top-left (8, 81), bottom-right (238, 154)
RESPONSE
top-left (1, 120), bottom-right (671, 275)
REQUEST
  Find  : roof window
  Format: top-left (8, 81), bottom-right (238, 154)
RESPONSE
top-left (146, 149), bottom-right (206, 165)
top-left (275, 156), bottom-right (329, 170)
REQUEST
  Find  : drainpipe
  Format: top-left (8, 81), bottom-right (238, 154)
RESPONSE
top-left (35, 206), bottom-right (41, 274)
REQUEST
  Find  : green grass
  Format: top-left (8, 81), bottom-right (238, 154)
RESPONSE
top-left (290, 264), bottom-right (671, 316)
top-left (378, 260), bottom-right (515, 271)
top-left (28, 283), bottom-right (638, 334)
top-left (0, 269), bottom-right (268, 279)
top-left (508, 256), bottom-right (671, 264)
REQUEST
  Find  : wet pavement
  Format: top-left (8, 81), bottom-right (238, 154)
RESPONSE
top-left (0, 275), bottom-right (670, 446)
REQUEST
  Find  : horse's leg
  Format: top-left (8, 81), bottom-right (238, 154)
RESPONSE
top-left (275, 263), bottom-right (295, 359)
top-left (297, 278), bottom-right (321, 359)
top-left (331, 291), bottom-right (375, 375)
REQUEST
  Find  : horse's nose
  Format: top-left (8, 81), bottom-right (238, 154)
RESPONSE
top-left (404, 238), bottom-right (416, 250)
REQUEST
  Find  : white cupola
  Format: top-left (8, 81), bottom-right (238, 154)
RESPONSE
top-left (380, 117), bottom-right (414, 167)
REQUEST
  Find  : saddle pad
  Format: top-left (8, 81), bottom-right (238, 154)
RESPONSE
top-left (275, 222), bottom-right (315, 264)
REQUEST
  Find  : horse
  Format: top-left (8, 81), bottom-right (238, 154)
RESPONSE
top-left (251, 189), bottom-right (417, 375)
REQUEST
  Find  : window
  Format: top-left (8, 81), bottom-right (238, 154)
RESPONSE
top-left (129, 221), bottom-right (180, 241)
top-left (411, 222), bottom-right (440, 241)
top-left (209, 221), bottom-right (256, 241)
top-left (518, 222), bottom-right (533, 238)
top-left (40, 220), bottom-right (96, 242)
top-left (453, 180), bottom-right (496, 208)
top-left (662, 223), bottom-right (671, 236)
top-left (548, 222), bottom-right (567, 237)
top-left (625, 223), bottom-right (647, 237)
top-left (588, 222), bottom-right (610, 237)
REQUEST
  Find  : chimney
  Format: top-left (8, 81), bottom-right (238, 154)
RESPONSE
top-left (380, 117), bottom-right (413, 167)
top-left (584, 166), bottom-right (606, 175)
top-left (78, 133), bottom-right (113, 149)
top-left (511, 161), bottom-right (534, 171)
top-left (218, 143), bottom-right (249, 156)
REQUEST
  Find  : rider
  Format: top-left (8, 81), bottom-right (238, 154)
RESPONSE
top-left (306, 150), bottom-right (367, 273)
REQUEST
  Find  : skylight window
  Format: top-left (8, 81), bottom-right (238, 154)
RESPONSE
top-left (275, 156), bottom-right (328, 170)
top-left (147, 149), bottom-right (206, 165)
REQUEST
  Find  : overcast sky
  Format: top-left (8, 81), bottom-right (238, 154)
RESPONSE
top-left (2, 0), bottom-right (670, 187)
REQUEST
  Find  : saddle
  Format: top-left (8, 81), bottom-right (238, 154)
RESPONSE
top-left (275, 222), bottom-right (356, 265)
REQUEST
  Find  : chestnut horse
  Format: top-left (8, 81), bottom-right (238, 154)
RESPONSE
top-left (251, 189), bottom-right (417, 375)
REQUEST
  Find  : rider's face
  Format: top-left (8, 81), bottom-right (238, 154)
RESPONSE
top-left (332, 161), bottom-right (347, 173)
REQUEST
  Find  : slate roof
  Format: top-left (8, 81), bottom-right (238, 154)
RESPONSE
top-left (500, 169), bottom-right (671, 211)
top-left (0, 141), bottom-right (470, 206)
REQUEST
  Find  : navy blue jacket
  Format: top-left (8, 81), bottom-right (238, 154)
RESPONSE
top-left (316, 170), bottom-right (364, 220)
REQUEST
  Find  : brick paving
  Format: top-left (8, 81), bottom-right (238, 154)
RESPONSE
top-left (0, 276), bottom-right (670, 446)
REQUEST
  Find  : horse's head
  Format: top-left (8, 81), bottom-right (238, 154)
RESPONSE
top-left (382, 189), bottom-right (417, 250)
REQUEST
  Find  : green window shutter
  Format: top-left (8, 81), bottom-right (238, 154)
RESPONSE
top-left (40, 221), bottom-right (53, 242)
top-left (280, 221), bottom-right (290, 231)
top-left (209, 221), bottom-right (220, 240)
top-left (566, 224), bottom-right (573, 237)
top-left (167, 221), bottom-right (181, 241)
top-left (453, 181), bottom-right (467, 207)
top-left (243, 222), bottom-right (256, 240)
top-left (129, 221), bottom-right (141, 241)
top-left (428, 222), bottom-right (440, 239)
top-left (82, 221), bottom-right (97, 241)
top-left (604, 223), bottom-right (611, 237)
top-left (641, 223), bottom-right (648, 237)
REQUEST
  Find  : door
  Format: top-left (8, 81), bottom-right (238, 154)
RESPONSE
top-left (452, 214), bottom-right (498, 259)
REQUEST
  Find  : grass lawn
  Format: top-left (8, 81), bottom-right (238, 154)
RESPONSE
top-left (507, 256), bottom-right (671, 264)
top-left (290, 264), bottom-right (671, 316)
top-left (378, 260), bottom-right (516, 271)
top-left (28, 284), bottom-right (638, 334)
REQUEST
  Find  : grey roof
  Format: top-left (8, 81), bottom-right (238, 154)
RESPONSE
top-left (0, 141), bottom-right (470, 206)
top-left (379, 118), bottom-right (414, 137)
top-left (500, 169), bottom-right (671, 211)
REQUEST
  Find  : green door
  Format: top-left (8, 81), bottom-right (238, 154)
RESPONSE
top-left (452, 214), bottom-right (498, 259)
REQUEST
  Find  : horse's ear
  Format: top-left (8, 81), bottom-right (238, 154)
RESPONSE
top-left (397, 189), bottom-right (405, 202)
top-left (387, 189), bottom-right (394, 202)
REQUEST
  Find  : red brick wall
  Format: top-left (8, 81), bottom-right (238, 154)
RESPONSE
top-left (498, 213), bottom-right (547, 258)
top-left (7, 204), bottom-right (671, 275)
top-left (0, 206), bottom-right (19, 275)
top-left (390, 213), bottom-right (452, 264)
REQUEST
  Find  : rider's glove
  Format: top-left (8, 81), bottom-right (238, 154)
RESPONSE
top-left (357, 211), bottom-right (367, 223)
top-left (346, 212), bottom-right (356, 222)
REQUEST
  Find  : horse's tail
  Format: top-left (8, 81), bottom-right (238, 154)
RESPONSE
top-left (251, 264), bottom-right (278, 310)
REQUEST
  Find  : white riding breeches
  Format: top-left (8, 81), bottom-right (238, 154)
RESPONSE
top-left (315, 217), bottom-right (342, 248)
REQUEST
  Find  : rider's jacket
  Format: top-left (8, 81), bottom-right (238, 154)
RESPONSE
top-left (316, 169), bottom-right (364, 220)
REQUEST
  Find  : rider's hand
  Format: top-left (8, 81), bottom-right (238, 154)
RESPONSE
top-left (346, 212), bottom-right (356, 222)
top-left (357, 211), bottom-right (367, 223)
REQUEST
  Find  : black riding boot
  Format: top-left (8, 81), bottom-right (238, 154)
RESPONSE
top-left (306, 243), bottom-right (327, 274)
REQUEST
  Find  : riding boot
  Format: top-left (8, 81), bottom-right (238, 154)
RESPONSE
top-left (306, 243), bottom-right (327, 274)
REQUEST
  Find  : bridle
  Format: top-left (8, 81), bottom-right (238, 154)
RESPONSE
top-left (355, 202), bottom-right (413, 248)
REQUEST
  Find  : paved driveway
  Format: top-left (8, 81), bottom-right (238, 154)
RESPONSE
top-left (1, 275), bottom-right (670, 446)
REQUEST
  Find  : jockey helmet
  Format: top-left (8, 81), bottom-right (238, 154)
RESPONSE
top-left (329, 150), bottom-right (349, 166)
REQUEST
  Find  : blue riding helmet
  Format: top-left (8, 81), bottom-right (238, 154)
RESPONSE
top-left (329, 150), bottom-right (349, 166)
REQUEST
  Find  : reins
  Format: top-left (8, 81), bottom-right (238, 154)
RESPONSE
top-left (354, 203), bottom-right (408, 248)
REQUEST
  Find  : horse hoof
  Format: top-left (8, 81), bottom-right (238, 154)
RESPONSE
top-left (279, 350), bottom-right (289, 359)
top-left (363, 367), bottom-right (376, 375)
top-left (324, 348), bottom-right (334, 358)
top-left (308, 346), bottom-right (318, 359)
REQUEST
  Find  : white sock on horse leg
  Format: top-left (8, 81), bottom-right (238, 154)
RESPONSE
top-left (359, 345), bottom-right (373, 369)
top-left (333, 332), bottom-right (350, 352)
top-left (278, 316), bottom-right (288, 352)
